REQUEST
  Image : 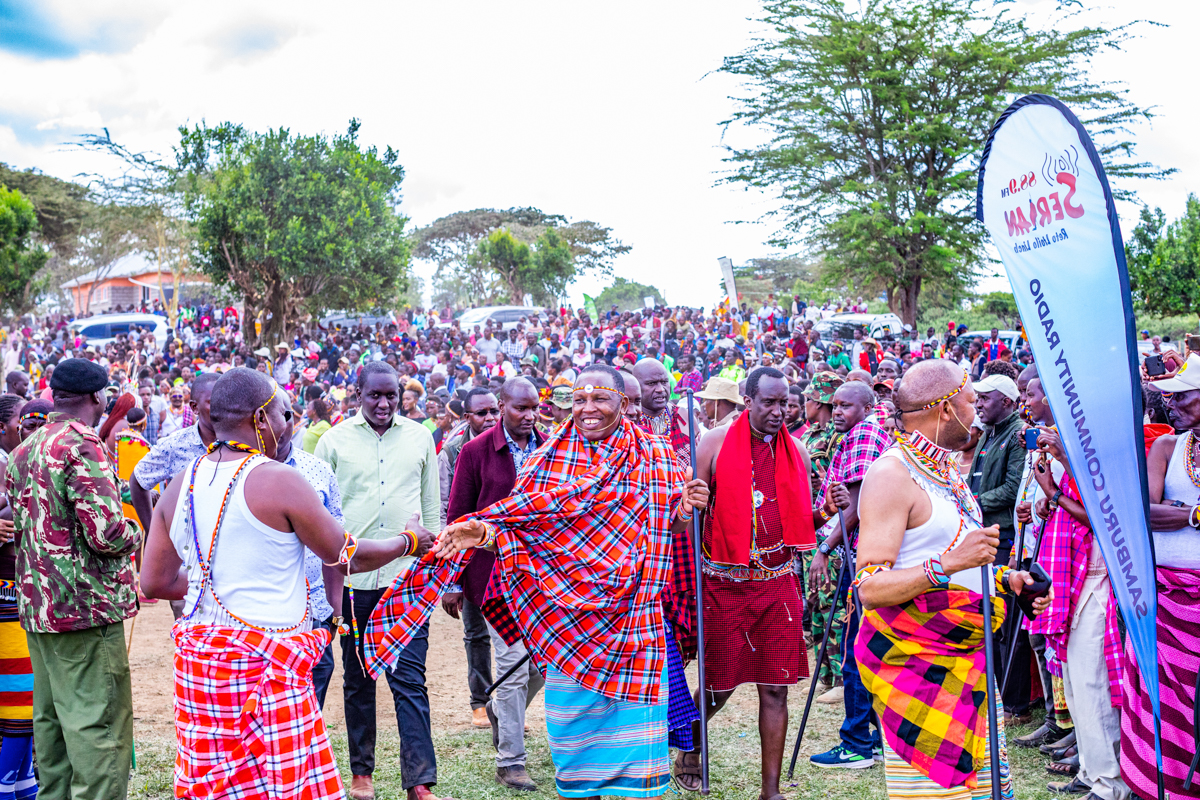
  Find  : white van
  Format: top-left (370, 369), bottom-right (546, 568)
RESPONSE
top-left (69, 313), bottom-right (171, 349)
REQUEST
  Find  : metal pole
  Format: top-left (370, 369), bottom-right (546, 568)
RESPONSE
top-left (980, 564), bottom-right (1003, 800)
top-left (787, 547), bottom-right (851, 780)
top-left (685, 389), bottom-right (710, 794)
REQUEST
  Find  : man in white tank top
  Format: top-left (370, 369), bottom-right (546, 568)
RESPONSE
top-left (853, 360), bottom-right (1050, 800)
top-left (140, 368), bottom-right (433, 800)
top-left (1123, 356), bottom-right (1200, 800)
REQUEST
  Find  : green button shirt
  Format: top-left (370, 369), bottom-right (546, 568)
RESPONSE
top-left (313, 411), bottom-right (441, 590)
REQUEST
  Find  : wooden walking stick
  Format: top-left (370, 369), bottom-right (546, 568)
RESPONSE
top-left (787, 539), bottom-right (851, 780)
top-left (684, 389), bottom-right (710, 795)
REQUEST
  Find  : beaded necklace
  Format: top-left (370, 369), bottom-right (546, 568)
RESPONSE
top-left (895, 430), bottom-right (980, 551)
top-left (181, 450), bottom-right (309, 634)
top-left (1185, 431), bottom-right (1200, 489)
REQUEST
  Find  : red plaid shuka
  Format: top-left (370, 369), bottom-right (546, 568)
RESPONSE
top-left (365, 418), bottom-right (684, 705)
top-left (173, 624), bottom-right (342, 799)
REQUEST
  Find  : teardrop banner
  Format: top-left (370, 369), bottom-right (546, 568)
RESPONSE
top-left (976, 94), bottom-right (1164, 796)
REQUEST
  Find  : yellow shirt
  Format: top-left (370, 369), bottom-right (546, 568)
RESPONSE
top-left (313, 411), bottom-right (440, 590)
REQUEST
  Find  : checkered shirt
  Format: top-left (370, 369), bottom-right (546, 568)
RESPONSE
top-left (172, 625), bottom-right (342, 798)
top-left (365, 417), bottom-right (684, 705)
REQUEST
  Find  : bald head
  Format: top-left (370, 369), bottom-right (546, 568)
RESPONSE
top-left (846, 369), bottom-right (873, 385)
top-left (894, 359), bottom-right (967, 412)
top-left (631, 358), bottom-right (670, 414)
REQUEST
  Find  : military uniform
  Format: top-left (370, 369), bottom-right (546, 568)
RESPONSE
top-left (5, 410), bottom-right (140, 800)
top-left (798, 373), bottom-right (845, 687)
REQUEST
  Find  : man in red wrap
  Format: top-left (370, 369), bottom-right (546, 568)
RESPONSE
top-left (677, 366), bottom-right (849, 799)
top-left (363, 364), bottom-right (709, 800)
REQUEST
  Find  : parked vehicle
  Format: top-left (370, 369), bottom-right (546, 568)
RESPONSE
top-left (812, 312), bottom-right (904, 346)
top-left (440, 306), bottom-right (545, 332)
top-left (69, 313), bottom-right (171, 349)
top-left (320, 311), bottom-right (397, 330)
top-left (958, 330), bottom-right (1026, 354)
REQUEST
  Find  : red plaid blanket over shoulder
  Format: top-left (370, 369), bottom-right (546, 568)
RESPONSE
top-left (365, 418), bottom-right (684, 705)
top-left (173, 624), bottom-right (342, 799)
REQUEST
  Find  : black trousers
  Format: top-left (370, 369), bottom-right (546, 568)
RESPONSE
top-left (461, 599), bottom-right (493, 710)
top-left (341, 587), bottom-right (436, 788)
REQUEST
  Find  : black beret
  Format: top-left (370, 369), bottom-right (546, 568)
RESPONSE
top-left (50, 358), bottom-right (109, 395)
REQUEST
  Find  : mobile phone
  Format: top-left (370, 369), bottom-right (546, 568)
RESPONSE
top-left (1145, 354), bottom-right (1166, 377)
top-left (1015, 561), bottom-right (1052, 618)
top-left (1187, 335), bottom-right (1200, 354)
top-left (1024, 428), bottom-right (1040, 450)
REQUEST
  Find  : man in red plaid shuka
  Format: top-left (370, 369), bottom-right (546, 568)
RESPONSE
top-left (139, 369), bottom-right (431, 799)
top-left (681, 367), bottom-right (847, 799)
top-left (363, 365), bottom-right (709, 800)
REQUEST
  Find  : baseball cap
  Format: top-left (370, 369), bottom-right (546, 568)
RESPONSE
top-left (1150, 353), bottom-right (1200, 392)
top-left (972, 374), bottom-right (1019, 401)
top-left (550, 385), bottom-right (573, 409)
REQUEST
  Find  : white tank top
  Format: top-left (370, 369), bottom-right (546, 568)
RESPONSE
top-left (883, 448), bottom-right (984, 594)
top-left (170, 454), bottom-right (310, 632)
top-left (1158, 433), bottom-right (1200, 570)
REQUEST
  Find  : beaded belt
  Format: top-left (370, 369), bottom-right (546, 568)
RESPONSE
top-left (702, 558), bottom-right (793, 583)
top-left (0, 580), bottom-right (17, 601)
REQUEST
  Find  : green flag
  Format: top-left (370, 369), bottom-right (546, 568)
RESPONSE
top-left (583, 293), bottom-right (598, 320)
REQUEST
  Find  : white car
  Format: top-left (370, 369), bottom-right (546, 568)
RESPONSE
top-left (958, 330), bottom-right (1026, 355)
top-left (69, 313), bottom-right (171, 349)
top-left (812, 312), bottom-right (904, 344)
top-left (441, 306), bottom-right (546, 333)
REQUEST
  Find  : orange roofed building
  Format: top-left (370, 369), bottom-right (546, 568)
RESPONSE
top-left (61, 253), bottom-right (207, 315)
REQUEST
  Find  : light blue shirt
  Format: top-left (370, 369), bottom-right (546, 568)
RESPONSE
top-left (286, 448), bottom-right (344, 622)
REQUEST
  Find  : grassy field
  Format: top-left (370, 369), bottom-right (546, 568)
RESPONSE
top-left (127, 699), bottom-right (1068, 799)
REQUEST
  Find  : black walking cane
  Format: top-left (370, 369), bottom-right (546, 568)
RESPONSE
top-left (684, 390), bottom-right (711, 795)
top-left (999, 515), bottom-right (1051, 697)
top-left (486, 653), bottom-right (531, 695)
top-left (787, 529), bottom-right (852, 780)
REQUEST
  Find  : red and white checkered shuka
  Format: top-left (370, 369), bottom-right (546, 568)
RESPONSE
top-left (365, 417), bottom-right (684, 705)
top-left (172, 624), bottom-right (342, 799)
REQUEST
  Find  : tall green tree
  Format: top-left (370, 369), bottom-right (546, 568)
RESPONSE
top-left (720, 0), bottom-right (1172, 325)
top-left (1126, 196), bottom-right (1200, 316)
top-left (0, 186), bottom-right (50, 315)
top-left (595, 277), bottom-right (666, 313)
top-left (415, 207), bottom-right (629, 307)
top-left (177, 120), bottom-right (412, 345)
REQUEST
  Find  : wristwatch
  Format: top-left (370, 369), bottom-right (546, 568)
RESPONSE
top-left (818, 541), bottom-right (832, 556)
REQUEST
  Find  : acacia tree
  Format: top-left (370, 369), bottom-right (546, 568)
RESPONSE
top-left (720, 0), bottom-right (1171, 324)
top-left (415, 207), bottom-right (629, 308)
top-left (178, 120), bottom-right (411, 346)
top-left (1126, 196), bottom-right (1200, 316)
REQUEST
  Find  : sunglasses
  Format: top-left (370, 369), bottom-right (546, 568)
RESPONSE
top-left (471, 408), bottom-right (501, 417)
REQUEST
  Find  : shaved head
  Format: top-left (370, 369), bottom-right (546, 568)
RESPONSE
top-left (846, 369), bottom-right (873, 385)
top-left (631, 358), bottom-right (670, 414)
top-left (894, 359), bottom-right (967, 412)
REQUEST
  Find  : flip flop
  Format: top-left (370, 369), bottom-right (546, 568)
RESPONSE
top-left (1041, 730), bottom-right (1076, 757)
top-left (1045, 752), bottom-right (1079, 777)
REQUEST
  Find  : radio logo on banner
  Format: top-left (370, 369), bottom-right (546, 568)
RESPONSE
top-left (1000, 146), bottom-right (1086, 249)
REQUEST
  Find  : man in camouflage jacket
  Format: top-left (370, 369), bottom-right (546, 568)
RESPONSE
top-left (798, 372), bottom-right (846, 694)
top-left (4, 358), bottom-right (139, 800)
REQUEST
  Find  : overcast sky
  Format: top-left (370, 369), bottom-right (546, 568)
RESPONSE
top-left (1, 0), bottom-right (1195, 308)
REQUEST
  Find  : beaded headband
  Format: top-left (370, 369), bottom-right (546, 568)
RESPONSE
top-left (19, 411), bottom-right (47, 424)
top-left (895, 370), bottom-right (968, 416)
top-left (572, 384), bottom-right (629, 403)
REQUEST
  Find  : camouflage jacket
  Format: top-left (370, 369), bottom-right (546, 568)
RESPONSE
top-left (4, 413), bottom-right (140, 633)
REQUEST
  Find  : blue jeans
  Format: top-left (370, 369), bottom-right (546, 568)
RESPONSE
top-left (838, 568), bottom-right (881, 758)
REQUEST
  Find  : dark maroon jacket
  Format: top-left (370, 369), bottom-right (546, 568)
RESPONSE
top-left (446, 422), bottom-right (543, 605)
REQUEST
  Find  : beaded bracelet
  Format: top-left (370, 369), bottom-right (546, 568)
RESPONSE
top-left (677, 502), bottom-right (694, 522)
top-left (922, 553), bottom-right (950, 587)
top-left (399, 529), bottom-right (419, 556)
top-left (324, 532), bottom-right (359, 567)
top-left (852, 562), bottom-right (892, 589)
top-left (479, 521), bottom-right (499, 549)
top-left (994, 565), bottom-right (1012, 595)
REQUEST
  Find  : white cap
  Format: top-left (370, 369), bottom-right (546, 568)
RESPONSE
top-left (1151, 353), bottom-right (1200, 392)
top-left (972, 374), bottom-right (1019, 401)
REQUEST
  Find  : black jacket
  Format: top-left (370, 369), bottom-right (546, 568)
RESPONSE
top-left (969, 412), bottom-right (1025, 540)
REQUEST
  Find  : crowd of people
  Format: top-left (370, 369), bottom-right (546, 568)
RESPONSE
top-left (0, 291), bottom-right (1192, 800)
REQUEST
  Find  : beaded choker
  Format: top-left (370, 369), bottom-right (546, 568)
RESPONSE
top-left (1185, 431), bottom-right (1200, 489)
top-left (895, 430), bottom-right (980, 532)
top-left (207, 440), bottom-right (262, 456)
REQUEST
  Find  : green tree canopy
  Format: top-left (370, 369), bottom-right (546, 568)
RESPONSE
top-left (720, 0), bottom-right (1171, 325)
top-left (1127, 195), bottom-right (1200, 317)
top-left (415, 207), bottom-right (629, 307)
top-left (0, 186), bottom-right (50, 316)
top-left (177, 120), bottom-right (411, 345)
top-left (595, 277), bottom-right (665, 313)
